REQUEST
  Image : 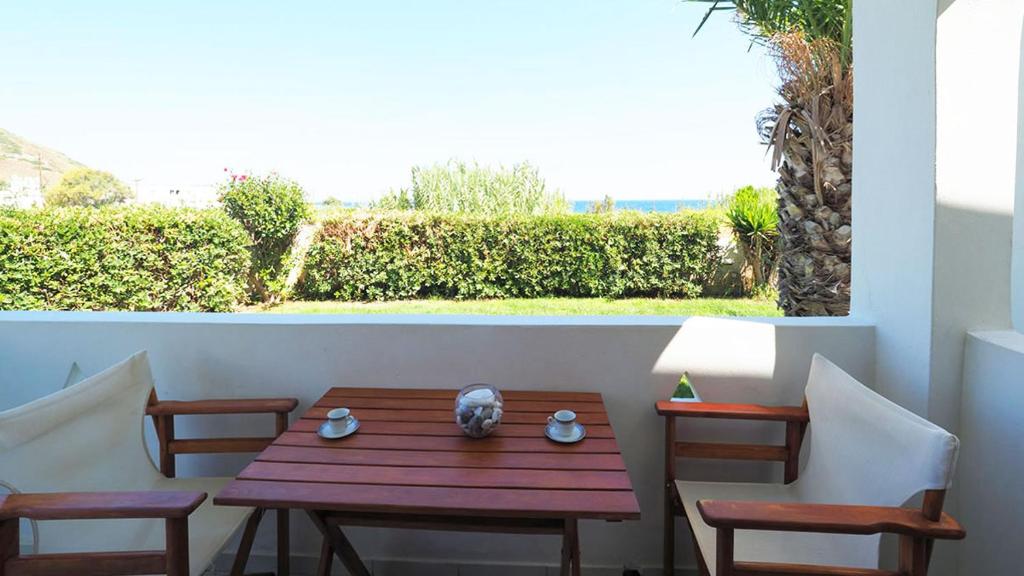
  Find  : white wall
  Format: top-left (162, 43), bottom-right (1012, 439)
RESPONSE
top-left (932, 0), bottom-right (1021, 433)
top-left (0, 313), bottom-right (873, 575)
top-left (957, 331), bottom-right (1024, 575)
top-left (932, 5), bottom-right (1023, 575)
top-left (1014, 16), bottom-right (1024, 333)
top-left (853, 4), bottom-right (1024, 574)
top-left (852, 0), bottom-right (938, 417)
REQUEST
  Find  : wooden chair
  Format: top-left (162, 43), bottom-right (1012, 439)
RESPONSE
top-left (0, 351), bottom-right (298, 576)
top-left (659, 354), bottom-right (965, 576)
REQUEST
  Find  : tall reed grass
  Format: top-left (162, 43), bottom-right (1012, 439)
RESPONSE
top-left (373, 160), bottom-right (569, 215)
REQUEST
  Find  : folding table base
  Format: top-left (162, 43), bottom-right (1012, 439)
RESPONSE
top-left (306, 510), bottom-right (581, 576)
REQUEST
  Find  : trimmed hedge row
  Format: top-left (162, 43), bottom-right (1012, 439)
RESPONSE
top-left (298, 212), bottom-right (722, 301)
top-left (0, 206), bottom-right (250, 312)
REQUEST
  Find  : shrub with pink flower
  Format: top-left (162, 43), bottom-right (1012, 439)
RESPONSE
top-left (217, 171), bottom-right (310, 302)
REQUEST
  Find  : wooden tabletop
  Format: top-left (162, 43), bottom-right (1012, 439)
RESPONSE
top-left (215, 387), bottom-right (640, 521)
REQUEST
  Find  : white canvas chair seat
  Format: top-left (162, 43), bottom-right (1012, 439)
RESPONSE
top-left (676, 480), bottom-right (877, 575)
top-left (0, 351), bottom-right (253, 576)
top-left (676, 355), bottom-right (960, 575)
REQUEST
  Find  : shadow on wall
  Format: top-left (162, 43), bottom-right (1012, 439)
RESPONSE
top-left (654, 317), bottom-right (779, 402)
top-left (1013, 15), bottom-right (1024, 332)
top-left (650, 317), bottom-right (868, 484)
top-left (955, 15), bottom-right (1024, 576)
top-left (929, 202), bottom-right (1014, 433)
top-left (650, 316), bottom-right (876, 570)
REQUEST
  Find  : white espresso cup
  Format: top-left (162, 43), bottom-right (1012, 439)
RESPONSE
top-left (547, 409), bottom-right (577, 437)
top-left (326, 407), bottom-right (353, 433)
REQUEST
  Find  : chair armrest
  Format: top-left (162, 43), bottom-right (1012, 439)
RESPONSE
top-left (147, 396), bottom-right (298, 478)
top-left (0, 491), bottom-right (206, 521)
top-left (697, 500), bottom-right (965, 540)
top-left (147, 398), bottom-right (298, 416)
top-left (656, 401), bottom-right (809, 422)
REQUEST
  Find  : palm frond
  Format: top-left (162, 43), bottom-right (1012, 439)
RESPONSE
top-left (685, 0), bottom-right (852, 65)
top-left (691, 1), bottom-right (736, 37)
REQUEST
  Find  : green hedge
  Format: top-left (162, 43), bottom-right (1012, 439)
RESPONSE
top-left (0, 206), bottom-right (251, 312)
top-left (298, 212), bottom-right (722, 301)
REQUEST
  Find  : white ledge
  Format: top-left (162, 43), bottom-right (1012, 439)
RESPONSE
top-left (0, 310), bottom-right (875, 328)
top-left (968, 329), bottom-right (1024, 354)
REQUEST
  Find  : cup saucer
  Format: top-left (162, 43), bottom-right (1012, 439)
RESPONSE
top-left (545, 422), bottom-right (586, 444)
top-left (318, 417), bottom-right (360, 439)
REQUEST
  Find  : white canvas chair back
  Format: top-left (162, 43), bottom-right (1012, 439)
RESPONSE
top-left (0, 351), bottom-right (165, 552)
top-left (674, 354), bottom-right (960, 574)
top-left (796, 353), bottom-right (960, 507)
top-left (788, 355), bottom-right (961, 569)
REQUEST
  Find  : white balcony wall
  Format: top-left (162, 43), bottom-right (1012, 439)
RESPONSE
top-left (958, 331), bottom-right (1024, 575)
top-left (855, 3), bottom-right (1023, 574)
top-left (852, 0), bottom-right (939, 418)
top-left (934, 0), bottom-right (1020, 434)
top-left (1015, 14), bottom-right (1024, 333)
top-left (935, 3), bottom-right (1023, 575)
top-left (0, 313), bottom-right (873, 575)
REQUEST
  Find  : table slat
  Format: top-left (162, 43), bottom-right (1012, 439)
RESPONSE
top-left (290, 419), bottom-right (616, 439)
top-left (215, 480), bottom-right (640, 520)
top-left (314, 397), bottom-right (607, 414)
top-left (256, 445), bottom-right (627, 471)
top-left (274, 431), bottom-right (621, 454)
top-left (302, 407), bottom-right (609, 425)
top-left (239, 462), bottom-right (633, 491)
top-left (324, 388), bottom-right (603, 403)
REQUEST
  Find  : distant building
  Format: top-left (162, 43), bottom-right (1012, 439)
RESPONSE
top-left (0, 178), bottom-right (222, 209)
top-left (0, 176), bottom-right (43, 208)
top-left (136, 183), bottom-right (218, 208)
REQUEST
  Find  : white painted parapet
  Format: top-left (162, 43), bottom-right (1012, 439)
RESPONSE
top-left (0, 312), bottom-right (872, 574)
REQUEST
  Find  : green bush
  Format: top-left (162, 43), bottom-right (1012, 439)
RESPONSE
top-left (0, 206), bottom-right (251, 311)
top-left (725, 185), bottom-right (779, 293)
top-left (587, 195), bottom-right (616, 214)
top-left (372, 160), bottom-right (569, 215)
top-left (218, 173), bottom-right (311, 301)
top-left (298, 212), bottom-right (722, 301)
top-left (44, 168), bottom-right (134, 207)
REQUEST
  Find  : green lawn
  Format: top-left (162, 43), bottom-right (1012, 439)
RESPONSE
top-left (252, 297), bottom-right (782, 317)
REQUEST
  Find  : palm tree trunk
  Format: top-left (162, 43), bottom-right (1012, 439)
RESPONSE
top-left (764, 35), bottom-right (853, 317)
top-left (772, 107), bottom-right (851, 316)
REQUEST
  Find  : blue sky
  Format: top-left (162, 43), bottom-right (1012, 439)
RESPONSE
top-left (1, 1), bottom-right (778, 202)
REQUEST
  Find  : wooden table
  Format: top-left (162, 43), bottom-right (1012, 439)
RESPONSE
top-left (214, 387), bottom-right (640, 576)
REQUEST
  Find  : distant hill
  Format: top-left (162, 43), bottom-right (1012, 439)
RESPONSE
top-left (0, 128), bottom-right (84, 191)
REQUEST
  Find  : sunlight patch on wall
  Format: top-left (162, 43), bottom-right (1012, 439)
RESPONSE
top-left (652, 317), bottom-right (777, 382)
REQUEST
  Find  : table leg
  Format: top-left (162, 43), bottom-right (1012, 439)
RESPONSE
top-left (560, 530), bottom-right (571, 576)
top-left (277, 508), bottom-right (290, 576)
top-left (560, 518), bottom-right (580, 576)
top-left (165, 517), bottom-right (190, 576)
top-left (306, 511), bottom-right (370, 576)
top-left (570, 519), bottom-right (581, 576)
top-left (229, 508), bottom-right (265, 576)
top-left (316, 536), bottom-right (333, 576)
top-left (692, 527), bottom-right (710, 576)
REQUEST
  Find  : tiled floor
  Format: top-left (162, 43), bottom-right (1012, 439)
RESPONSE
top-left (215, 553), bottom-right (690, 575)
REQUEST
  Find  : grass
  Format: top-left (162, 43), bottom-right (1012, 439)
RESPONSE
top-left (250, 297), bottom-right (782, 317)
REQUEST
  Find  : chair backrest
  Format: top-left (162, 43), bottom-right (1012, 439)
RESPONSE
top-left (0, 351), bottom-right (163, 497)
top-left (795, 354), bottom-right (960, 508)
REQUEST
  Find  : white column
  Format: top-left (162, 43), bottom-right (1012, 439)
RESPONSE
top-left (932, 0), bottom-right (1020, 432)
top-left (851, 0), bottom-right (939, 416)
top-left (1013, 17), bottom-right (1024, 332)
top-left (855, 3), bottom-right (1023, 575)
